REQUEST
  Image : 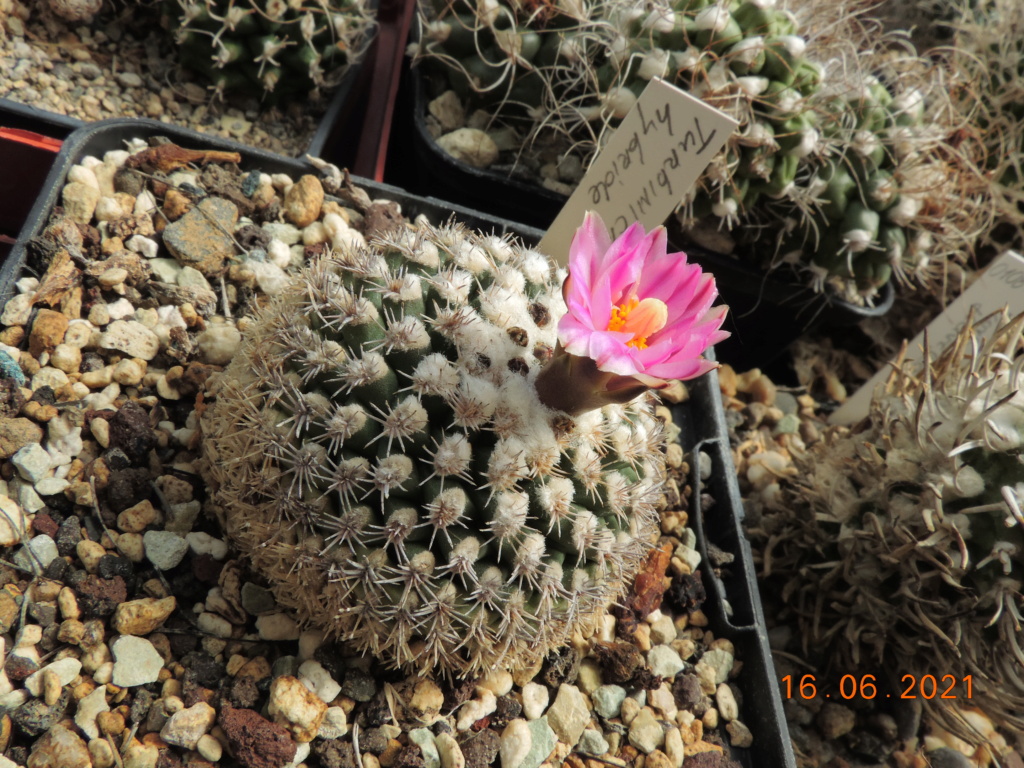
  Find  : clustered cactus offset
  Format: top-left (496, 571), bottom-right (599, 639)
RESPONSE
top-left (162, 0), bottom-right (376, 100)
top-left (202, 212), bottom-right (726, 676)
top-left (758, 313), bottom-right (1024, 738)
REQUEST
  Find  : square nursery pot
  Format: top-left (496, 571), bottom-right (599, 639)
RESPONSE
top-left (3, 117), bottom-right (794, 768)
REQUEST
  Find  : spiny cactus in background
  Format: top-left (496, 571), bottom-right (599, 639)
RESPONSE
top-left (943, 0), bottom-right (1024, 251)
top-left (202, 214), bottom-right (727, 676)
top-left (757, 312), bottom-right (1024, 739)
top-left (413, 0), bottom-right (991, 299)
top-left (161, 0), bottom-right (376, 100)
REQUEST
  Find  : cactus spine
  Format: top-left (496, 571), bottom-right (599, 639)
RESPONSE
top-left (202, 220), bottom-right (665, 676)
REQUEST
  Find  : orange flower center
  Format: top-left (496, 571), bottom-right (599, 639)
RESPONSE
top-left (607, 296), bottom-right (668, 350)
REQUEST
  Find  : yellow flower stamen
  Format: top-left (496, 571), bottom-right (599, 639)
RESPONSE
top-left (607, 296), bottom-right (668, 350)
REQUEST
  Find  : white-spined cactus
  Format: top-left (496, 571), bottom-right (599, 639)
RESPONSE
top-left (760, 312), bottom-right (1024, 738)
top-left (202, 212), bottom-right (727, 676)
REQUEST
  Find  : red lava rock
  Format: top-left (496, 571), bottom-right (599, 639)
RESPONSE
top-left (31, 514), bottom-right (59, 537)
top-left (75, 574), bottom-right (128, 618)
top-left (5, 654), bottom-right (39, 682)
top-left (219, 705), bottom-right (297, 768)
top-left (684, 752), bottom-right (741, 768)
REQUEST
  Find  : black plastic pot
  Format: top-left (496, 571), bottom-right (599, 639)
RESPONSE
top-left (678, 241), bottom-right (896, 376)
top-left (400, 67), bottom-right (569, 231)
top-left (3, 117), bottom-right (792, 768)
top-left (677, 352), bottom-right (798, 768)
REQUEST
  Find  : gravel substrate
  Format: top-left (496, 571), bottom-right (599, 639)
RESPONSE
top-left (0, 133), bottom-right (760, 768)
top-left (0, 3), bottom-right (338, 156)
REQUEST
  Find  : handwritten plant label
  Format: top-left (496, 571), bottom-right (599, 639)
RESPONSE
top-left (830, 250), bottom-right (1024, 425)
top-left (537, 77), bottom-right (738, 264)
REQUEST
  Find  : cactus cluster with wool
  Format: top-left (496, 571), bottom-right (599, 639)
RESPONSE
top-left (758, 313), bottom-right (1024, 738)
top-left (162, 0), bottom-right (376, 99)
top-left (202, 212), bottom-right (726, 676)
top-left (414, 0), bottom-right (990, 299)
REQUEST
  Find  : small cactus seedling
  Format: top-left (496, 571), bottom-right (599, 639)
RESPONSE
top-left (162, 0), bottom-right (377, 100)
top-left (202, 211), bottom-right (727, 676)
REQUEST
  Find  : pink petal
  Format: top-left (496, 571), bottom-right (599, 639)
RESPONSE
top-left (568, 211), bottom-right (612, 298)
top-left (588, 333), bottom-right (642, 376)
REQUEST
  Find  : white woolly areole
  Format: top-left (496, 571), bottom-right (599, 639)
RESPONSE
top-left (519, 252), bottom-right (552, 285)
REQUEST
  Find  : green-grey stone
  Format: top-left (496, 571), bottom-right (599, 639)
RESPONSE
top-left (271, 655), bottom-right (299, 679)
top-left (241, 582), bottom-right (277, 616)
top-left (521, 718), bottom-right (557, 768)
top-left (409, 728), bottom-right (440, 768)
top-left (772, 413), bottom-right (801, 436)
top-left (592, 685), bottom-right (627, 719)
top-left (578, 729), bottom-right (609, 756)
top-left (162, 197), bottom-right (238, 275)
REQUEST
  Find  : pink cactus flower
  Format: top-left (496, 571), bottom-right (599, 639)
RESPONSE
top-left (559, 211), bottom-right (729, 384)
top-left (534, 212), bottom-right (729, 416)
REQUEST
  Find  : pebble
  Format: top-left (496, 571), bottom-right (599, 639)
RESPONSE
top-left (410, 728), bottom-right (440, 768)
top-left (197, 611), bottom-right (233, 638)
top-left (24, 657), bottom-right (81, 697)
top-left (26, 722), bottom-right (90, 768)
top-left (283, 175), bottom-right (325, 228)
top-left (0, 418), bottom-right (43, 460)
top-left (592, 684), bottom-right (626, 719)
top-left (162, 197), bottom-right (239, 275)
top-left (695, 648), bottom-right (733, 686)
top-left (499, 718), bottom-right (556, 768)
top-left (628, 708), bottom-right (665, 754)
top-left (11, 444), bottom-right (51, 484)
top-left (61, 182), bottom-right (101, 224)
top-left (110, 635), bottom-right (164, 686)
top-left (268, 675), bottom-right (328, 742)
top-left (318, 706), bottom-right (348, 739)
top-left (98, 320), bottom-right (161, 360)
top-left (185, 531), bottom-right (229, 559)
top-left (648, 645), bottom-right (685, 678)
top-left (14, 535), bottom-right (59, 574)
top-left (195, 324), bottom-right (242, 366)
top-left (111, 596), bottom-right (176, 635)
top-left (716, 684), bottom-right (739, 722)
top-left (437, 128), bottom-right (499, 169)
top-left (74, 684), bottom-right (109, 739)
top-left (435, 732), bottom-right (465, 768)
top-left (298, 660), bottom-right (341, 704)
top-left (664, 726), bottom-right (684, 768)
top-left (257, 612), bottom-right (300, 641)
top-left (578, 729), bottom-right (609, 756)
top-left (408, 678), bottom-right (444, 721)
top-left (520, 682), bottom-right (548, 720)
top-left (160, 701), bottom-right (216, 750)
top-left (545, 684), bottom-right (589, 747)
top-left (142, 530), bottom-right (189, 569)
top-left (0, 496), bottom-right (27, 546)
top-left (817, 702), bottom-right (856, 739)
top-left (456, 689), bottom-right (497, 730)
top-left (726, 719), bottom-right (754, 747)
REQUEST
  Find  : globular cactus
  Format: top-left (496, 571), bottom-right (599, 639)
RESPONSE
top-left (758, 313), bottom-right (1024, 738)
top-left (201, 214), bottom-right (723, 676)
top-left (162, 0), bottom-right (376, 100)
top-left (414, 0), bottom-right (990, 299)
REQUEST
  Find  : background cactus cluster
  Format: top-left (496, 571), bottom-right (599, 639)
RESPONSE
top-left (202, 219), bottom-right (665, 677)
top-left (413, 0), bottom-right (991, 300)
top-left (160, 0), bottom-right (377, 100)
top-left (755, 313), bottom-right (1024, 738)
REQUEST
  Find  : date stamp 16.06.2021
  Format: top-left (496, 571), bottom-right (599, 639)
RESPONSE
top-left (782, 674), bottom-right (974, 701)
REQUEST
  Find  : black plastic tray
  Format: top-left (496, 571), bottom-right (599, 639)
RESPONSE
top-left (677, 353), bottom-right (797, 768)
top-left (2, 117), bottom-right (545, 304)
top-left (2, 117), bottom-right (793, 768)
